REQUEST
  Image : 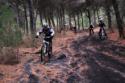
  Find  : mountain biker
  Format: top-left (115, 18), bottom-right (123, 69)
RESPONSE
top-left (89, 24), bottom-right (94, 36)
top-left (98, 19), bottom-right (107, 39)
top-left (36, 23), bottom-right (55, 62)
top-left (70, 22), bottom-right (77, 33)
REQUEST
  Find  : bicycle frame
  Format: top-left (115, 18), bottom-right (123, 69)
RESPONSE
top-left (42, 40), bottom-right (50, 56)
top-left (40, 40), bottom-right (50, 63)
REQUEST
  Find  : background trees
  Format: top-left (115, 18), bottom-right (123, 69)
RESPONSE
top-left (0, 0), bottom-right (125, 40)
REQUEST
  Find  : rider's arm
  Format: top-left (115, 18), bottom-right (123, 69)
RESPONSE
top-left (50, 28), bottom-right (55, 37)
top-left (36, 28), bottom-right (43, 36)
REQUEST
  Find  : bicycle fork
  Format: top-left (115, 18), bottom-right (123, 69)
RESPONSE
top-left (41, 41), bottom-right (50, 63)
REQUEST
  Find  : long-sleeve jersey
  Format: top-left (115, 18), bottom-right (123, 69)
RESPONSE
top-left (36, 27), bottom-right (55, 38)
top-left (99, 22), bottom-right (105, 28)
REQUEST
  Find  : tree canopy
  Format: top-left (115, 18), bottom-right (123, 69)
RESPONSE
top-left (0, 0), bottom-right (124, 38)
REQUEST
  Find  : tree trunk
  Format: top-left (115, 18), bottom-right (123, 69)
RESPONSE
top-left (69, 14), bottom-right (72, 30)
top-left (56, 9), bottom-right (60, 31)
top-left (57, 16), bottom-right (59, 31)
top-left (81, 12), bottom-right (84, 30)
top-left (59, 13), bottom-right (62, 33)
top-left (39, 12), bottom-right (43, 26)
top-left (77, 14), bottom-right (80, 31)
top-left (87, 10), bottom-right (91, 25)
top-left (50, 9), bottom-right (55, 27)
top-left (105, 7), bottom-right (113, 32)
top-left (23, 1), bottom-right (29, 34)
top-left (62, 8), bottom-right (65, 31)
top-left (59, 8), bottom-right (64, 33)
top-left (44, 10), bottom-right (48, 23)
top-left (97, 9), bottom-right (100, 22)
top-left (93, 10), bottom-right (97, 26)
top-left (34, 10), bottom-right (38, 31)
top-left (27, 0), bottom-right (35, 34)
top-left (48, 16), bottom-right (51, 27)
top-left (112, 0), bottom-right (125, 38)
top-left (15, 3), bottom-right (21, 28)
top-left (73, 15), bottom-right (77, 28)
top-left (51, 17), bottom-right (55, 28)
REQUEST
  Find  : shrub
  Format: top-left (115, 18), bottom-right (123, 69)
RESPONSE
top-left (0, 5), bottom-right (22, 47)
top-left (0, 27), bottom-right (22, 47)
top-left (0, 5), bottom-right (22, 65)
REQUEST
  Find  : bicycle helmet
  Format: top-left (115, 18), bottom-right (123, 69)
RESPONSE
top-left (43, 23), bottom-right (48, 28)
top-left (42, 23), bottom-right (49, 32)
top-left (99, 16), bottom-right (104, 22)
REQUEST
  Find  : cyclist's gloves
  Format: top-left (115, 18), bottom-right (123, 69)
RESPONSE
top-left (35, 36), bottom-right (38, 38)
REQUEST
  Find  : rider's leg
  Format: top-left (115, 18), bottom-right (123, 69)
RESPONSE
top-left (92, 28), bottom-right (94, 34)
top-left (40, 46), bottom-right (43, 62)
top-left (98, 28), bottom-right (101, 36)
top-left (89, 28), bottom-right (91, 36)
top-left (98, 28), bottom-right (102, 39)
top-left (90, 28), bottom-right (94, 35)
top-left (44, 42), bottom-right (49, 63)
top-left (48, 39), bottom-right (52, 59)
top-left (103, 28), bottom-right (107, 36)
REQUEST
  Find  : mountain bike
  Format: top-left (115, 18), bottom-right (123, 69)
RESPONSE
top-left (40, 37), bottom-right (52, 64)
top-left (98, 27), bottom-right (108, 40)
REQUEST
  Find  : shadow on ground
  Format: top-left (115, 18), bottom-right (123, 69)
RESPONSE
top-left (70, 35), bottom-right (125, 83)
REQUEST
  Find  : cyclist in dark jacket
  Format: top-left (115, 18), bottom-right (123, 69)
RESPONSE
top-left (89, 24), bottom-right (94, 36)
top-left (36, 23), bottom-right (55, 61)
top-left (98, 20), bottom-right (107, 39)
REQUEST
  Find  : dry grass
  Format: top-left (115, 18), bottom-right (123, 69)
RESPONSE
top-left (21, 35), bottom-right (33, 47)
top-left (21, 35), bottom-right (40, 48)
top-left (0, 47), bottom-right (19, 65)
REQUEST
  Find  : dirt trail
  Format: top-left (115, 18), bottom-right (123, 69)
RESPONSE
top-left (0, 31), bottom-right (125, 83)
top-left (17, 33), bottom-right (125, 83)
top-left (71, 35), bottom-right (125, 83)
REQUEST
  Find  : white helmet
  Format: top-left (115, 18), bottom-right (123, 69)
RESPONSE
top-left (43, 22), bottom-right (48, 25)
top-left (99, 16), bottom-right (103, 21)
top-left (43, 22), bottom-right (48, 27)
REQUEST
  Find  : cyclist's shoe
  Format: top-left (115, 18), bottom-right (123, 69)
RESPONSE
top-left (40, 61), bottom-right (46, 64)
top-left (40, 61), bottom-right (45, 64)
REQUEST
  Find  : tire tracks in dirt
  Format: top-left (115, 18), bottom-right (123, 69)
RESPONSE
top-left (71, 35), bottom-right (125, 83)
top-left (17, 58), bottom-right (40, 83)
